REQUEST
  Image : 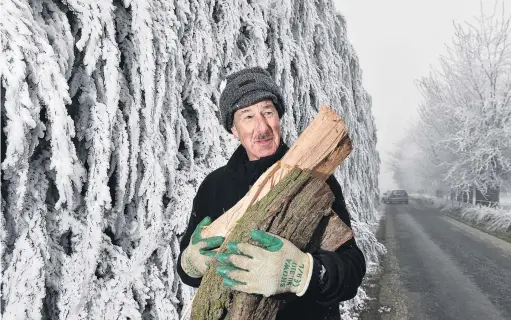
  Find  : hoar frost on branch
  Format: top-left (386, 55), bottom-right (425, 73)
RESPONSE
top-left (393, 1), bottom-right (511, 196)
top-left (0, 0), bottom-right (381, 319)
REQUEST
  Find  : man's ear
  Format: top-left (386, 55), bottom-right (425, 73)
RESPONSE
top-left (231, 124), bottom-right (239, 138)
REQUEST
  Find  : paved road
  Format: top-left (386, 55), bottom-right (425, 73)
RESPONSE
top-left (361, 200), bottom-right (511, 320)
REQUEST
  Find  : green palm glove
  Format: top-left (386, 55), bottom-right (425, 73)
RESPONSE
top-left (181, 216), bottom-right (225, 278)
top-left (216, 230), bottom-right (313, 297)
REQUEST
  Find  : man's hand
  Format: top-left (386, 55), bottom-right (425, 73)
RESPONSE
top-left (181, 216), bottom-right (225, 278)
top-left (216, 230), bottom-right (313, 297)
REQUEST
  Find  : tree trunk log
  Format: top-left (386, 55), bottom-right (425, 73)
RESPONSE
top-left (202, 106), bottom-right (353, 251)
top-left (191, 169), bottom-right (335, 320)
top-left (319, 211), bottom-right (354, 250)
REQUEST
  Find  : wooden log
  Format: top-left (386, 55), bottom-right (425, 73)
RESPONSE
top-left (202, 106), bottom-right (353, 250)
top-left (319, 210), bottom-right (354, 251)
top-left (190, 169), bottom-right (335, 320)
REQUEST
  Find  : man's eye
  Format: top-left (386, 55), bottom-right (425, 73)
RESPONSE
top-left (264, 111), bottom-right (274, 116)
top-left (244, 115), bottom-right (254, 120)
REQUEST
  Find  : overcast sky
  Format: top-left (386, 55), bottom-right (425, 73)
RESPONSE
top-left (332, 0), bottom-right (508, 191)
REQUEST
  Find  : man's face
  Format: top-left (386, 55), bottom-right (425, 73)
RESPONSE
top-left (231, 100), bottom-right (281, 161)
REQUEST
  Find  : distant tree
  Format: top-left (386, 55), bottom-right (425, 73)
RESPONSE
top-left (387, 135), bottom-right (442, 194)
top-left (412, 0), bottom-right (511, 195)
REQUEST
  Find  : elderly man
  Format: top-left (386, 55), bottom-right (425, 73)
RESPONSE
top-left (177, 67), bottom-right (366, 320)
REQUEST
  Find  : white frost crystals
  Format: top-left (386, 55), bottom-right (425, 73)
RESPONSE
top-left (391, 2), bottom-right (511, 196)
top-left (0, 0), bottom-right (381, 319)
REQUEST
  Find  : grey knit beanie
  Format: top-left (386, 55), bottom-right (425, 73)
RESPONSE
top-left (219, 66), bottom-right (286, 132)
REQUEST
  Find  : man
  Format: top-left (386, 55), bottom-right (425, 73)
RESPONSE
top-left (177, 67), bottom-right (366, 319)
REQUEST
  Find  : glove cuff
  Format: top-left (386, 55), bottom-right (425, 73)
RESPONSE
top-left (180, 247), bottom-right (203, 278)
top-left (295, 253), bottom-right (314, 297)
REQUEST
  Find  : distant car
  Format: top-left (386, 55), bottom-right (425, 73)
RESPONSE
top-left (384, 189), bottom-right (409, 204)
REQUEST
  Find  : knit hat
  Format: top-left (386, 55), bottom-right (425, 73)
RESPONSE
top-left (219, 67), bottom-right (286, 132)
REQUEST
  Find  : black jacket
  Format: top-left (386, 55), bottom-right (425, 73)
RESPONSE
top-left (177, 140), bottom-right (366, 320)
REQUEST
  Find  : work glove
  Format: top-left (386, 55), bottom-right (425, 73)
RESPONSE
top-left (216, 230), bottom-right (313, 297)
top-left (181, 216), bottom-right (225, 278)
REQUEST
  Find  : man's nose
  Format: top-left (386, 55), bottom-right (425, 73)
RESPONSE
top-left (255, 114), bottom-right (271, 133)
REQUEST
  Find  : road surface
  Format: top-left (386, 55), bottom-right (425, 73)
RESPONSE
top-left (360, 200), bottom-right (511, 320)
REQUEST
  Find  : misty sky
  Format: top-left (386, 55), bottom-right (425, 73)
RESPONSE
top-left (332, 0), bottom-right (508, 191)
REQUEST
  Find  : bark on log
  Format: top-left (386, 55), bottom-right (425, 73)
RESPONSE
top-left (191, 169), bottom-right (335, 320)
top-left (318, 210), bottom-right (354, 250)
top-left (202, 106), bottom-right (353, 251)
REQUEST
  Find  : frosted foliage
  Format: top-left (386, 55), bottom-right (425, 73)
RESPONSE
top-left (1, 0), bottom-right (381, 319)
top-left (412, 194), bottom-right (511, 236)
top-left (392, 3), bottom-right (511, 195)
top-left (2, 154), bottom-right (49, 320)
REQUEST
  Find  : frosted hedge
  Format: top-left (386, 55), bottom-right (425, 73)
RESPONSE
top-left (0, 0), bottom-right (382, 319)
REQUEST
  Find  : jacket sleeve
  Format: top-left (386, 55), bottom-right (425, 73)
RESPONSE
top-left (176, 179), bottom-right (209, 288)
top-left (304, 175), bottom-right (367, 305)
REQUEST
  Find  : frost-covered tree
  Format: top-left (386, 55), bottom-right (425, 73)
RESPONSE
top-left (1, 0), bottom-right (381, 319)
top-left (395, 0), bottom-right (511, 196)
top-left (388, 135), bottom-right (426, 193)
